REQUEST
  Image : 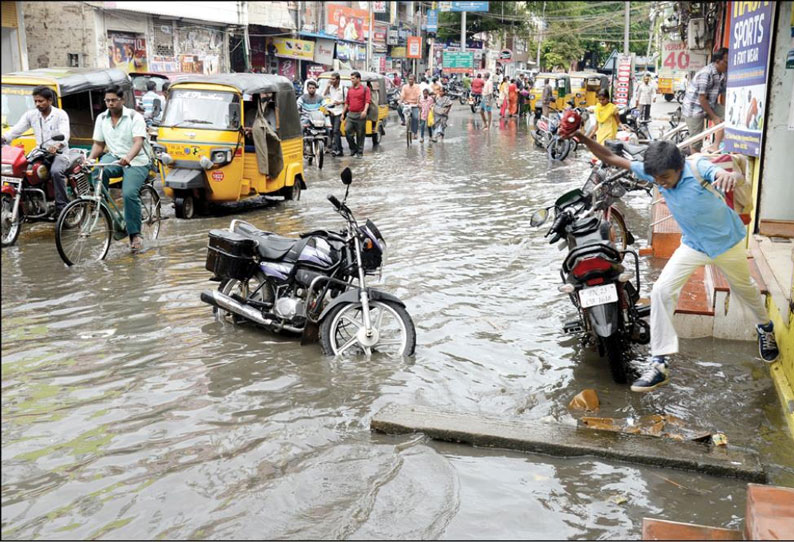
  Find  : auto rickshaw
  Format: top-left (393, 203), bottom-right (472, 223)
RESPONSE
top-left (528, 73), bottom-right (572, 113)
top-left (129, 71), bottom-right (191, 109)
top-left (154, 74), bottom-right (306, 219)
top-left (569, 72), bottom-right (609, 107)
top-left (2, 67), bottom-right (134, 153)
top-left (316, 70), bottom-right (389, 146)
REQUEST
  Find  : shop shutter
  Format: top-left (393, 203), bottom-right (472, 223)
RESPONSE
top-left (2, 1), bottom-right (18, 28)
top-left (153, 18), bottom-right (174, 56)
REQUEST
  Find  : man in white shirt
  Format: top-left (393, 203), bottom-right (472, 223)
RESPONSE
top-left (635, 73), bottom-right (656, 121)
top-left (322, 72), bottom-right (345, 156)
top-left (2, 86), bottom-right (71, 214)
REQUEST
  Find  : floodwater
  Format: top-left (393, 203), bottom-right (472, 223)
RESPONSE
top-left (2, 108), bottom-right (792, 539)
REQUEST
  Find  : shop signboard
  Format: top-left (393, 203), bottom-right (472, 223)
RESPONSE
top-left (724, 1), bottom-right (775, 156)
top-left (407, 36), bottom-right (422, 59)
top-left (391, 46), bottom-right (407, 58)
top-left (426, 10), bottom-right (438, 32)
top-left (278, 59), bottom-right (297, 80)
top-left (387, 29), bottom-right (399, 45)
top-left (326, 3), bottom-right (370, 43)
top-left (306, 64), bottom-right (325, 80)
top-left (108, 32), bottom-right (148, 72)
top-left (373, 1), bottom-right (387, 13)
top-left (442, 50), bottom-right (474, 73)
top-left (657, 40), bottom-right (707, 94)
top-left (314, 38), bottom-right (335, 65)
top-left (150, 55), bottom-right (178, 72)
top-left (499, 49), bottom-right (513, 63)
top-left (374, 23), bottom-right (388, 44)
top-left (268, 37), bottom-right (315, 61)
top-left (614, 53), bottom-right (633, 108)
top-left (439, 1), bottom-right (489, 12)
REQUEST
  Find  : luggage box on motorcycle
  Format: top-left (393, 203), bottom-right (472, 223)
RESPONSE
top-left (206, 229), bottom-right (257, 280)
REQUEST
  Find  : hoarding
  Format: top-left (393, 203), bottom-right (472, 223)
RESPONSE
top-left (614, 54), bottom-right (633, 108)
top-left (108, 32), bottom-right (148, 72)
top-left (426, 9), bottom-right (438, 32)
top-left (326, 4), bottom-right (370, 43)
top-left (442, 50), bottom-right (474, 73)
top-left (407, 36), bottom-right (422, 59)
top-left (724, 1), bottom-right (775, 156)
top-left (439, 1), bottom-right (489, 12)
top-left (268, 37), bottom-right (315, 61)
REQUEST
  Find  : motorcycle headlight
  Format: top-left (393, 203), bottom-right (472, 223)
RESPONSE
top-left (1, 164), bottom-right (13, 175)
top-left (35, 164), bottom-right (49, 180)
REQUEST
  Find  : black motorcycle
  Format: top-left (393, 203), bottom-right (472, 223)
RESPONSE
top-left (530, 167), bottom-right (652, 383)
top-left (468, 92), bottom-right (482, 114)
top-left (201, 167), bottom-right (416, 358)
top-left (302, 109), bottom-right (328, 169)
top-left (532, 110), bottom-right (573, 161)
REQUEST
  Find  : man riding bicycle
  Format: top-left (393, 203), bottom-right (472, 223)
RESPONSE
top-left (87, 85), bottom-right (151, 253)
top-left (400, 74), bottom-right (421, 140)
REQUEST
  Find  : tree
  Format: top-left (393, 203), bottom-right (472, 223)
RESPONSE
top-left (436, 1), bottom-right (530, 42)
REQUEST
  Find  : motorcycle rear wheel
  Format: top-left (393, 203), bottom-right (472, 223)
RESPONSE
top-left (217, 273), bottom-right (272, 323)
top-left (602, 333), bottom-right (629, 384)
top-left (1, 193), bottom-right (21, 247)
top-left (320, 300), bottom-right (416, 358)
top-left (548, 136), bottom-right (571, 161)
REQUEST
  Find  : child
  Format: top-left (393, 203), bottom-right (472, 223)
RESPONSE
top-left (419, 88), bottom-right (435, 143)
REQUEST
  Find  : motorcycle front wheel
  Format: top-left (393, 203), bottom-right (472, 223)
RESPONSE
top-left (1, 193), bottom-right (21, 247)
top-left (548, 136), bottom-right (571, 161)
top-left (320, 300), bottom-right (416, 358)
top-left (316, 139), bottom-right (324, 170)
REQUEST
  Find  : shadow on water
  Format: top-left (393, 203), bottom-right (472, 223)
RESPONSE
top-left (2, 108), bottom-right (791, 539)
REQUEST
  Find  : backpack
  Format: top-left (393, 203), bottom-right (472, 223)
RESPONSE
top-left (686, 153), bottom-right (753, 224)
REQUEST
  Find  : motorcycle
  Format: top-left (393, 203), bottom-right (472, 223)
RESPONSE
top-left (200, 167), bottom-right (417, 358)
top-left (1, 134), bottom-right (91, 247)
top-left (532, 111), bottom-right (572, 161)
top-left (302, 108), bottom-right (328, 170)
top-left (530, 166), bottom-right (652, 383)
top-left (468, 93), bottom-right (482, 114)
top-left (387, 88), bottom-right (401, 110)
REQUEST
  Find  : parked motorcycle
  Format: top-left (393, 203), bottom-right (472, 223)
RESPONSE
top-left (387, 88), bottom-right (401, 110)
top-left (532, 111), bottom-right (573, 161)
top-left (200, 167), bottom-right (416, 357)
top-left (303, 109), bottom-right (328, 169)
top-left (1, 134), bottom-right (91, 247)
top-left (530, 166), bottom-right (652, 383)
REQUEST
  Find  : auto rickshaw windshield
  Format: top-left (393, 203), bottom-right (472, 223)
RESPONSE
top-left (162, 88), bottom-right (240, 130)
top-left (1, 85), bottom-right (38, 128)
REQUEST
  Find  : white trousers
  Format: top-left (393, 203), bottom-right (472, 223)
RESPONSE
top-left (650, 240), bottom-right (768, 356)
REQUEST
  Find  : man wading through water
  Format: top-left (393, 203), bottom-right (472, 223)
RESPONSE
top-left (562, 132), bottom-right (779, 392)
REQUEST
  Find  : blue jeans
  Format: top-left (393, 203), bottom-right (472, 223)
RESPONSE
top-left (420, 119), bottom-right (433, 138)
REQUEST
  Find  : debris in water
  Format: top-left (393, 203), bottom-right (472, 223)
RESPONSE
top-left (568, 389), bottom-right (600, 411)
top-left (609, 494), bottom-right (628, 505)
top-left (579, 414), bottom-right (713, 442)
top-left (711, 433), bottom-right (728, 447)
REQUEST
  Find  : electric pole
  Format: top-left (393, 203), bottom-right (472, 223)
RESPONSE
top-left (536, 1), bottom-right (545, 70)
top-left (624, 2), bottom-right (630, 55)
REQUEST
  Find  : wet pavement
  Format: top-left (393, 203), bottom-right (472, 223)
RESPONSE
top-left (2, 106), bottom-right (792, 539)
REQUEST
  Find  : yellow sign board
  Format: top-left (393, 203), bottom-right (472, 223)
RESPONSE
top-left (269, 37), bottom-right (315, 61)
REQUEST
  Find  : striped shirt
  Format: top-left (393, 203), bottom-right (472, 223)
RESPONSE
top-left (682, 63), bottom-right (726, 118)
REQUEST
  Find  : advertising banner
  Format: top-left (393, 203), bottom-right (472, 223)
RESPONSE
top-left (724, 1), bottom-right (775, 156)
top-left (150, 55), bottom-right (178, 72)
top-left (108, 32), bottom-right (148, 72)
top-left (407, 36), bottom-right (422, 59)
top-left (314, 38), bottom-right (336, 65)
top-left (374, 23), bottom-right (388, 44)
top-left (439, 1), bottom-right (489, 12)
top-left (373, 1), bottom-right (387, 13)
top-left (390, 46), bottom-right (407, 58)
top-left (326, 4), bottom-right (370, 43)
top-left (268, 37), bottom-right (315, 61)
top-left (426, 10), bottom-right (438, 32)
top-left (387, 28), bottom-right (399, 45)
top-left (278, 58), bottom-right (297, 80)
top-left (614, 54), bottom-right (633, 108)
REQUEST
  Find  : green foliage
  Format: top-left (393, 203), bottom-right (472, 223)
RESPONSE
top-left (436, 1), bottom-right (530, 42)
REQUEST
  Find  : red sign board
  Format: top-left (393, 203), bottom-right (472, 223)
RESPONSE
top-left (614, 54), bottom-right (633, 108)
top-left (407, 36), bottom-right (422, 59)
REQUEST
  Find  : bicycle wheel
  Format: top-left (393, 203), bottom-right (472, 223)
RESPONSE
top-left (406, 125), bottom-right (412, 146)
top-left (139, 185), bottom-right (162, 240)
top-left (56, 199), bottom-right (112, 266)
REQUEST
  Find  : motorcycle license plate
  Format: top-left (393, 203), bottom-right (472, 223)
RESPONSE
top-left (578, 284), bottom-right (618, 308)
top-left (2, 176), bottom-right (20, 185)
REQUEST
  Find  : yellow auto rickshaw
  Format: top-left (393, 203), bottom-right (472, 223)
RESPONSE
top-left (154, 74), bottom-right (306, 219)
top-left (529, 73), bottom-right (572, 113)
top-left (570, 72), bottom-right (609, 107)
top-left (316, 70), bottom-right (389, 146)
top-left (2, 67), bottom-right (134, 153)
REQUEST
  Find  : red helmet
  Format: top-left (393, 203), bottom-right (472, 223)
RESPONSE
top-left (558, 109), bottom-right (582, 138)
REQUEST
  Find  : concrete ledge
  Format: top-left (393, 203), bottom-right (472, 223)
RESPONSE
top-left (746, 483), bottom-right (794, 540)
top-left (371, 403), bottom-right (766, 482)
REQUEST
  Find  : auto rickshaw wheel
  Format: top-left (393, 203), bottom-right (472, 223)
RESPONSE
top-left (282, 180), bottom-right (301, 201)
top-left (174, 193), bottom-right (195, 219)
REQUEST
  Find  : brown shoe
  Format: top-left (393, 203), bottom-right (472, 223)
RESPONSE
top-left (130, 234), bottom-right (143, 253)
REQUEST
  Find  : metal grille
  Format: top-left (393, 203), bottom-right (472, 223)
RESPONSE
top-left (153, 19), bottom-right (174, 56)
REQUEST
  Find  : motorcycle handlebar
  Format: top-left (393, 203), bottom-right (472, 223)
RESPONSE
top-left (327, 194), bottom-right (342, 210)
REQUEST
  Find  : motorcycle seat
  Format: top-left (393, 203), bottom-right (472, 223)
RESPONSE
top-left (233, 221), bottom-right (305, 261)
top-left (605, 140), bottom-right (647, 157)
top-left (569, 216), bottom-right (600, 236)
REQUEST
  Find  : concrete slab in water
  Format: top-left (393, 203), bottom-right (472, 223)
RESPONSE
top-left (370, 403), bottom-right (765, 482)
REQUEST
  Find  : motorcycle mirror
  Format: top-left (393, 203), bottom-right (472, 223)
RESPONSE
top-left (340, 167), bottom-right (352, 185)
top-left (530, 208), bottom-right (549, 227)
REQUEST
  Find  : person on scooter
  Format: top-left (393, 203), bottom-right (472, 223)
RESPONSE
top-left (297, 79), bottom-right (323, 126)
top-left (561, 133), bottom-right (779, 392)
top-left (2, 86), bottom-right (71, 216)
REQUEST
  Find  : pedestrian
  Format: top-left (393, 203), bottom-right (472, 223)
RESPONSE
top-left (87, 85), bottom-right (151, 253)
top-left (681, 47), bottom-right (728, 152)
top-left (481, 72), bottom-right (494, 130)
top-left (1, 86), bottom-right (71, 216)
top-left (418, 87), bottom-right (435, 143)
top-left (587, 89), bottom-right (627, 144)
top-left (563, 133), bottom-right (779, 390)
top-left (141, 80), bottom-right (159, 126)
top-left (342, 71), bottom-right (371, 158)
top-left (541, 78), bottom-right (554, 118)
top-left (322, 71), bottom-right (345, 156)
top-left (400, 74), bottom-right (421, 139)
top-left (635, 73), bottom-right (656, 121)
top-left (155, 82), bottom-right (169, 124)
top-left (430, 86), bottom-right (453, 142)
top-left (508, 78), bottom-right (518, 117)
top-left (419, 77), bottom-right (431, 95)
top-left (432, 77), bottom-right (442, 98)
top-left (499, 78), bottom-right (509, 118)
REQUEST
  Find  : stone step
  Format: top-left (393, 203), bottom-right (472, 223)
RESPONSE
top-left (745, 483), bottom-right (794, 540)
top-left (642, 518), bottom-right (743, 540)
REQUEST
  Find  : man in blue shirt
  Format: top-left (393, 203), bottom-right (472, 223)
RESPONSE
top-left (563, 133), bottom-right (779, 392)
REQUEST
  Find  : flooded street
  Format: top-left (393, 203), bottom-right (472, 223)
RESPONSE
top-left (2, 108), bottom-right (792, 539)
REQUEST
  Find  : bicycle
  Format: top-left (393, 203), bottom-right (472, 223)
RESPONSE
top-left (55, 160), bottom-right (162, 266)
top-left (401, 103), bottom-right (416, 146)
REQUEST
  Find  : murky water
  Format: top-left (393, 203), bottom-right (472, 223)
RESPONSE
top-left (2, 109), bottom-right (792, 539)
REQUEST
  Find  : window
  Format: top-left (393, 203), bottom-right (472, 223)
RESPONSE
top-left (162, 89), bottom-right (239, 130)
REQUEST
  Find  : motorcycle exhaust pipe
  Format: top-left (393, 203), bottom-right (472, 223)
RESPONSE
top-left (200, 290), bottom-right (303, 333)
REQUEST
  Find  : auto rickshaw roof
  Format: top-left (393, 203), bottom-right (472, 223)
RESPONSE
top-left (168, 73), bottom-right (293, 95)
top-left (318, 70), bottom-right (384, 82)
top-left (536, 72), bottom-right (569, 80)
top-left (2, 67), bottom-right (131, 96)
